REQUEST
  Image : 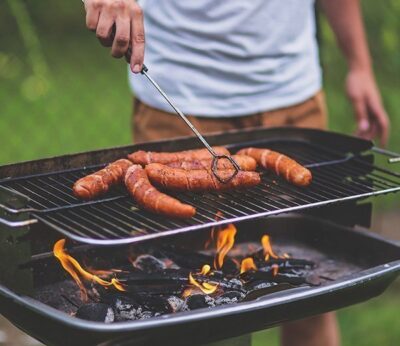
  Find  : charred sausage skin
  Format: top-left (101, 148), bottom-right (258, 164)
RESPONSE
top-left (145, 163), bottom-right (261, 192)
top-left (127, 147), bottom-right (230, 166)
top-left (166, 154), bottom-right (257, 171)
top-left (237, 147), bottom-right (312, 187)
top-left (73, 159), bottom-right (132, 199)
top-left (125, 165), bottom-right (196, 219)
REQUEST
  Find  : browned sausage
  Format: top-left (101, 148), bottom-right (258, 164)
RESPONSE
top-left (237, 147), bottom-right (312, 186)
top-left (73, 159), bottom-right (132, 199)
top-left (125, 165), bottom-right (196, 219)
top-left (127, 147), bottom-right (230, 165)
top-left (145, 163), bottom-right (261, 192)
top-left (166, 155), bottom-right (257, 171)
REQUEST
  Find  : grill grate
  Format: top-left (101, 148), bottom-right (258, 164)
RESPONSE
top-left (1, 140), bottom-right (400, 245)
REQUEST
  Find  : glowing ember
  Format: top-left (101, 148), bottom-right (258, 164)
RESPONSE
top-left (261, 235), bottom-right (279, 261)
top-left (213, 224), bottom-right (237, 269)
top-left (53, 239), bottom-right (125, 301)
top-left (240, 257), bottom-right (257, 274)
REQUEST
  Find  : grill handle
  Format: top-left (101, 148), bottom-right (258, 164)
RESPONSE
top-left (0, 216), bottom-right (37, 227)
top-left (372, 147), bottom-right (400, 164)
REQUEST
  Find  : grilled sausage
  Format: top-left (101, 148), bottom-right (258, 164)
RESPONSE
top-left (237, 147), bottom-right (312, 186)
top-left (125, 165), bottom-right (196, 219)
top-left (127, 147), bottom-right (230, 166)
top-left (166, 155), bottom-right (257, 171)
top-left (73, 159), bottom-right (132, 200)
top-left (145, 163), bottom-right (261, 192)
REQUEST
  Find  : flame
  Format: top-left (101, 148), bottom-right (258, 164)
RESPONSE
top-left (184, 264), bottom-right (218, 297)
top-left (261, 235), bottom-right (279, 261)
top-left (240, 257), bottom-right (257, 274)
top-left (53, 239), bottom-right (125, 301)
top-left (213, 224), bottom-right (237, 269)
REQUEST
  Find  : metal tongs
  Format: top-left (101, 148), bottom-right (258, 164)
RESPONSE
top-left (140, 64), bottom-right (240, 183)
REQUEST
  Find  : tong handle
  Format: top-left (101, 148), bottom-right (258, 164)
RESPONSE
top-left (140, 65), bottom-right (218, 157)
top-left (140, 65), bottom-right (240, 183)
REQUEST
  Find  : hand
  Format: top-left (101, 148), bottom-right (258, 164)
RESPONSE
top-left (84, 0), bottom-right (145, 73)
top-left (346, 69), bottom-right (390, 147)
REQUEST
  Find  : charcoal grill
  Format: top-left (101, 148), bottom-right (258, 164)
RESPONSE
top-left (0, 127), bottom-right (399, 346)
top-left (0, 127), bottom-right (399, 245)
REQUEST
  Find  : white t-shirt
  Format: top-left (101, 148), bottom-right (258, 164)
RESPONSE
top-left (129, 0), bottom-right (322, 117)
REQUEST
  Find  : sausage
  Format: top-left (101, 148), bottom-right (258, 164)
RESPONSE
top-left (237, 147), bottom-right (312, 186)
top-left (73, 159), bottom-right (132, 200)
top-left (145, 163), bottom-right (261, 192)
top-left (127, 147), bottom-right (230, 165)
top-left (125, 165), bottom-right (196, 219)
top-left (166, 155), bottom-right (257, 171)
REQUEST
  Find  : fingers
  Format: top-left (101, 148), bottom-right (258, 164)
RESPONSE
top-left (85, 0), bottom-right (101, 32)
top-left (111, 17), bottom-right (130, 58)
top-left (130, 5), bottom-right (145, 73)
top-left (84, 0), bottom-right (145, 69)
top-left (367, 98), bottom-right (390, 147)
top-left (96, 9), bottom-right (114, 47)
top-left (351, 96), bottom-right (370, 140)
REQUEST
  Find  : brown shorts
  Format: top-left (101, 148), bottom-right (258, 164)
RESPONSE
top-left (132, 91), bottom-right (328, 143)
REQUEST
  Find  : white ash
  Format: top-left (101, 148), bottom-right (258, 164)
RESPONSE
top-left (167, 296), bottom-right (188, 312)
top-left (105, 308), bottom-right (115, 323)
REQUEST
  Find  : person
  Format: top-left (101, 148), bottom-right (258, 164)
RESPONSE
top-left (82, 0), bottom-right (390, 345)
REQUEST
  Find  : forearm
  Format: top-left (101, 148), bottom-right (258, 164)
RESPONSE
top-left (319, 0), bottom-right (372, 72)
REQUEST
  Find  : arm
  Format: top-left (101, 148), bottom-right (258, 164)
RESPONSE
top-left (319, 0), bottom-right (390, 146)
top-left (83, 0), bottom-right (145, 73)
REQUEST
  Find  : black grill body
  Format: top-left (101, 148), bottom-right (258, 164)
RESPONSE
top-left (1, 215), bottom-right (399, 346)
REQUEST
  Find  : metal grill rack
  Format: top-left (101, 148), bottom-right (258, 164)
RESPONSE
top-left (1, 139), bottom-right (400, 245)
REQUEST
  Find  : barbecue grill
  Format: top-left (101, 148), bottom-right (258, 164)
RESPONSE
top-left (0, 127), bottom-right (399, 346)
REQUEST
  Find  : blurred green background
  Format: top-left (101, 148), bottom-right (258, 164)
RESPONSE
top-left (0, 1), bottom-right (399, 345)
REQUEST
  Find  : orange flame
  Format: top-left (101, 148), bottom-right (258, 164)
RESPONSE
top-left (53, 239), bottom-right (125, 301)
top-left (240, 257), bottom-right (257, 274)
top-left (261, 235), bottom-right (279, 261)
top-left (213, 224), bottom-right (237, 269)
top-left (184, 264), bottom-right (218, 297)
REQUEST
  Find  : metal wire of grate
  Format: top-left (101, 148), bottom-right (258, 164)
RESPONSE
top-left (1, 140), bottom-right (400, 245)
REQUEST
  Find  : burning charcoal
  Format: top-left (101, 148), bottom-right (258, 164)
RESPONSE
top-left (161, 245), bottom-right (238, 275)
top-left (167, 296), bottom-right (188, 313)
top-left (215, 291), bottom-right (245, 306)
top-left (132, 254), bottom-right (166, 273)
top-left (240, 270), bottom-right (308, 286)
top-left (76, 303), bottom-right (114, 323)
top-left (186, 294), bottom-right (215, 310)
top-left (142, 295), bottom-right (174, 314)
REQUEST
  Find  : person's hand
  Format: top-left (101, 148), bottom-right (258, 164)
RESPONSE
top-left (84, 0), bottom-right (145, 73)
top-left (346, 69), bottom-right (390, 147)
